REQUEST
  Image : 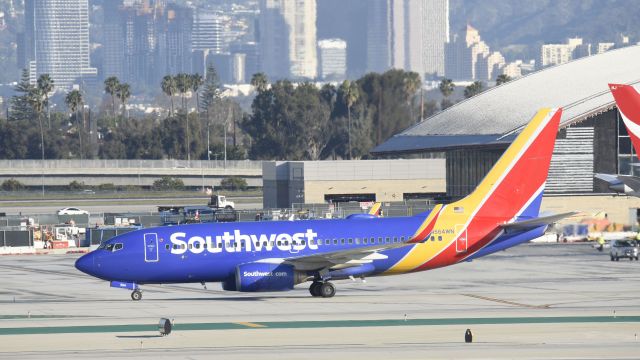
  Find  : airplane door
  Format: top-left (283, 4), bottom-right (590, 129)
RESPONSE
top-left (455, 225), bottom-right (468, 253)
top-left (144, 233), bottom-right (159, 262)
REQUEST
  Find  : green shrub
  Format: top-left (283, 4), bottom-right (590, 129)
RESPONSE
top-left (152, 176), bottom-right (185, 190)
top-left (1, 179), bottom-right (25, 191)
top-left (68, 180), bottom-right (85, 191)
top-left (219, 176), bottom-right (248, 191)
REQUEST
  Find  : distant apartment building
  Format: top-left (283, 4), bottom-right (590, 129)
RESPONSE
top-left (502, 61), bottom-right (523, 78)
top-left (445, 24), bottom-right (504, 81)
top-left (317, 39), bottom-right (347, 80)
top-left (597, 42), bottom-right (615, 54)
top-left (366, 0), bottom-right (450, 78)
top-left (22, 0), bottom-right (97, 88)
top-left (540, 37), bottom-right (591, 67)
top-left (259, 0), bottom-right (317, 80)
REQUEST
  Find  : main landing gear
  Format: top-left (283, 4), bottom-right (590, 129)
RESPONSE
top-left (309, 281), bottom-right (336, 298)
top-left (131, 289), bottom-right (143, 301)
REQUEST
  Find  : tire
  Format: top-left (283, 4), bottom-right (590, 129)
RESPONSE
top-left (616, 257), bottom-right (620, 261)
top-left (320, 282), bottom-right (336, 298)
top-left (225, 206), bottom-right (233, 210)
top-left (309, 282), bottom-right (322, 297)
top-left (131, 290), bottom-right (142, 301)
top-left (611, 256), bottom-right (615, 261)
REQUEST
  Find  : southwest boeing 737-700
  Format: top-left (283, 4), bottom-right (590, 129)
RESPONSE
top-left (76, 107), bottom-right (570, 300)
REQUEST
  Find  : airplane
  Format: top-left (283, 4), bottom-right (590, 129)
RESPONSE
top-left (75, 108), bottom-right (570, 300)
top-left (595, 84), bottom-right (640, 195)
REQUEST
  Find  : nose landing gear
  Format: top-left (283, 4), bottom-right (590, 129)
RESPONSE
top-left (131, 289), bottom-right (143, 301)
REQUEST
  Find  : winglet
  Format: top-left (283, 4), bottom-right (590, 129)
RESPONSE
top-left (368, 202), bottom-right (382, 216)
top-left (609, 84), bottom-right (640, 160)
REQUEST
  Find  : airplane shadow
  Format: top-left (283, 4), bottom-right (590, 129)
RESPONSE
top-left (116, 335), bottom-right (163, 339)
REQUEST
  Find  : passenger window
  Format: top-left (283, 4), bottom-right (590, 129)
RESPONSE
top-left (277, 241), bottom-right (281, 246)
top-left (302, 240), bottom-right (306, 245)
top-left (165, 244), bottom-right (170, 250)
top-left (341, 239), bottom-right (345, 244)
top-left (385, 237), bottom-right (390, 243)
top-left (400, 236), bottom-right (405, 241)
top-left (333, 239), bottom-right (338, 245)
top-left (310, 240), bottom-right (315, 245)
top-left (438, 236), bottom-right (442, 241)
top-left (393, 237), bottom-right (398, 243)
top-left (348, 238), bottom-right (353, 244)
top-left (431, 236), bottom-right (435, 241)
top-left (241, 241), bottom-right (245, 248)
top-left (363, 238), bottom-right (368, 244)
top-left (188, 244), bottom-right (192, 249)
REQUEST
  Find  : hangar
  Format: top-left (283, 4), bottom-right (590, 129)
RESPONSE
top-left (372, 45), bottom-right (640, 225)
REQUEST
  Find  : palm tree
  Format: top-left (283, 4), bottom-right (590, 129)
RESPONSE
top-left (161, 75), bottom-right (177, 116)
top-left (190, 73), bottom-right (203, 112)
top-left (175, 73), bottom-right (191, 112)
top-left (250, 72), bottom-right (268, 92)
top-left (116, 83), bottom-right (131, 119)
top-left (496, 74), bottom-right (512, 86)
top-left (37, 74), bottom-right (54, 128)
top-left (104, 76), bottom-right (120, 117)
top-left (28, 87), bottom-right (46, 195)
top-left (340, 80), bottom-right (360, 160)
top-left (464, 81), bottom-right (484, 98)
top-left (403, 72), bottom-right (421, 122)
top-left (65, 90), bottom-right (83, 159)
top-left (439, 78), bottom-right (455, 110)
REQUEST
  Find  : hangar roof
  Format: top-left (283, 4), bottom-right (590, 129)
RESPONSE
top-left (372, 45), bottom-right (640, 154)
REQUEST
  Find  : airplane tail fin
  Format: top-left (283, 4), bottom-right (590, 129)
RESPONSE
top-left (459, 108), bottom-right (562, 222)
top-left (609, 84), bottom-right (640, 160)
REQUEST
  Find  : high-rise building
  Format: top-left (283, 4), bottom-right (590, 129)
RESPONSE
top-left (317, 38), bottom-right (347, 80)
top-left (445, 24), bottom-right (503, 81)
top-left (366, 0), bottom-right (449, 78)
top-left (259, 0), bottom-right (317, 80)
top-left (192, 11), bottom-right (223, 54)
top-left (102, 1), bottom-right (192, 87)
top-left (230, 42), bottom-right (259, 81)
top-left (26, 0), bottom-right (97, 88)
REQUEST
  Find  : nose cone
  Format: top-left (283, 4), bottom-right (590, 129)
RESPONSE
top-left (75, 253), bottom-right (94, 276)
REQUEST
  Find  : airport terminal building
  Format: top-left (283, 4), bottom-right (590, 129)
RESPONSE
top-left (372, 45), bottom-right (640, 225)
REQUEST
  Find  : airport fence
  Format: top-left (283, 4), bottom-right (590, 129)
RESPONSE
top-left (0, 229), bottom-right (34, 247)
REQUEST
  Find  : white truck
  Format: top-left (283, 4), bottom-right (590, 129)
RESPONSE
top-left (208, 195), bottom-right (235, 209)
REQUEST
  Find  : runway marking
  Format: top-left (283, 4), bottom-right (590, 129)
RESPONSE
top-left (235, 322), bottom-right (266, 328)
top-left (1, 316), bottom-right (640, 335)
top-left (462, 294), bottom-right (550, 309)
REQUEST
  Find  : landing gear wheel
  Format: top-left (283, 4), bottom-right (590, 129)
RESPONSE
top-left (309, 282), bottom-right (322, 297)
top-left (611, 256), bottom-right (615, 261)
top-left (616, 257), bottom-right (620, 261)
top-left (320, 282), bottom-right (336, 298)
top-left (131, 290), bottom-right (142, 301)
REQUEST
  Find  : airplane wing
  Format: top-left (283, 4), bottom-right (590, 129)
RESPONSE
top-left (500, 212), bottom-right (578, 231)
top-left (594, 173), bottom-right (623, 185)
top-left (595, 173), bottom-right (640, 195)
top-left (281, 241), bottom-right (414, 271)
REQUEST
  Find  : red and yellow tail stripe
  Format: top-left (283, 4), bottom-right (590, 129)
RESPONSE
top-left (387, 108), bottom-right (562, 274)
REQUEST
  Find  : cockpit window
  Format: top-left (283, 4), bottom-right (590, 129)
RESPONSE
top-left (105, 244), bottom-right (114, 251)
top-left (114, 243), bottom-right (123, 251)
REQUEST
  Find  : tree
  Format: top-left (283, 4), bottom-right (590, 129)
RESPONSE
top-left (28, 86), bottom-right (47, 195)
top-left (36, 74), bottom-right (54, 128)
top-left (65, 90), bottom-right (83, 159)
top-left (190, 73), bottom-right (203, 112)
top-left (464, 81), bottom-right (484, 98)
top-left (116, 83), bottom-right (131, 119)
top-left (250, 72), bottom-right (269, 92)
top-left (220, 176), bottom-right (248, 191)
top-left (8, 69), bottom-right (36, 122)
top-left (403, 71), bottom-right (421, 122)
top-left (175, 73), bottom-right (191, 112)
top-left (104, 77), bottom-right (120, 117)
top-left (1, 179), bottom-right (25, 191)
top-left (202, 65), bottom-right (222, 160)
top-left (496, 74), bottom-right (512, 86)
top-left (439, 78), bottom-right (455, 110)
top-left (340, 80), bottom-right (359, 159)
top-left (161, 75), bottom-right (177, 116)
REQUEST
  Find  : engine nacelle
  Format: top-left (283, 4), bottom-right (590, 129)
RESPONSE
top-left (223, 263), bottom-right (307, 292)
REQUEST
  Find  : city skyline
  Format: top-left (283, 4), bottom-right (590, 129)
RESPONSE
top-left (0, 0), bottom-right (637, 93)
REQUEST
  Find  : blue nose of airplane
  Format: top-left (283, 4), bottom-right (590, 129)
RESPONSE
top-left (75, 253), bottom-right (94, 276)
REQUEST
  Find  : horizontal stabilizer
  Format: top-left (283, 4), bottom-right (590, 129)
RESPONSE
top-left (500, 212), bottom-right (578, 231)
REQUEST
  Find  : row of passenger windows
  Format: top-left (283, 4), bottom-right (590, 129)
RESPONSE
top-left (165, 235), bottom-right (428, 251)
